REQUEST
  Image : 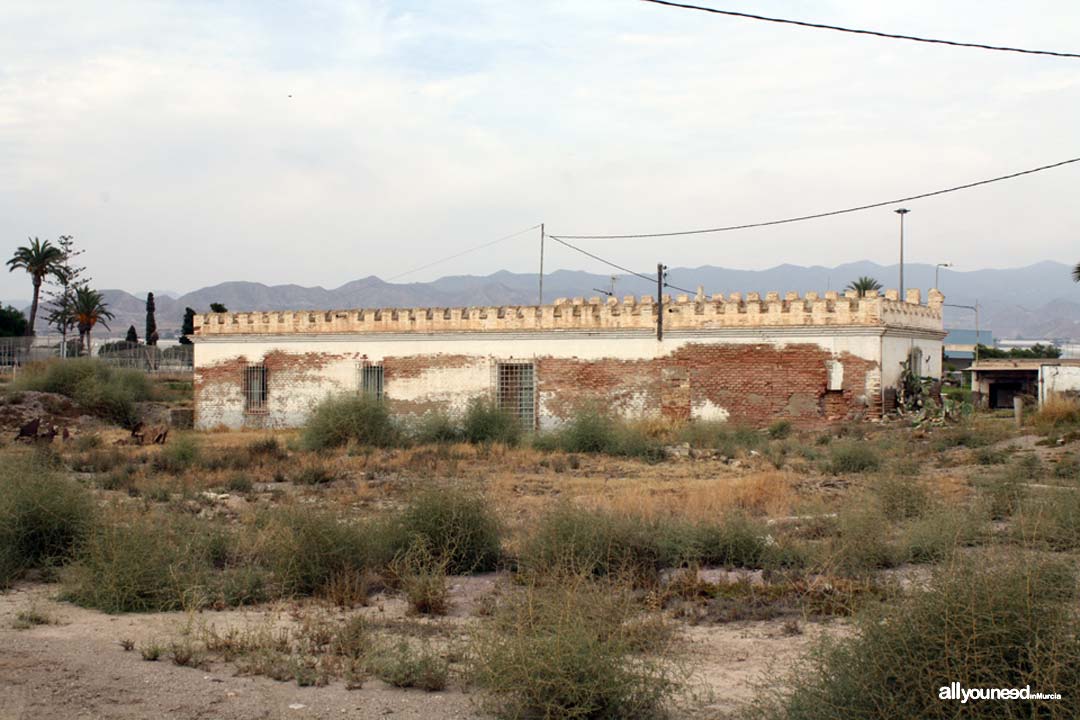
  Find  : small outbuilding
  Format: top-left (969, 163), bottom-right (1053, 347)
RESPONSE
top-left (970, 358), bottom-right (1080, 409)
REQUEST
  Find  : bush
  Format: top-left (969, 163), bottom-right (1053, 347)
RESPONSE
top-left (246, 436), bottom-right (286, 461)
top-left (225, 474), bottom-right (254, 494)
top-left (827, 442), bottom-right (880, 475)
top-left (412, 411), bottom-right (463, 444)
top-left (14, 359), bottom-right (151, 428)
top-left (536, 410), bottom-right (665, 461)
top-left (367, 641), bottom-right (448, 691)
top-left (1012, 489), bottom-right (1080, 551)
top-left (392, 541), bottom-right (450, 615)
top-left (522, 505), bottom-right (772, 581)
top-left (767, 420), bottom-right (793, 440)
top-left (301, 394), bottom-right (400, 450)
top-left (257, 508), bottom-right (372, 597)
top-left (462, 397), bottom-right (522, 446)
top-left (471, 577), bottom-right (678, 719)
top-left (0, 455), bottom-right (96, 586)
top-left (1032, 394), bottom-right (1080, 433)
top-left (757, 556), bottom-right (1080, 720)
top-left (397, 487), bottom-right (502, 574)
top-left (899, 505), bottom-right (989, 564)
top-left (870, 476), bottom-right (929, 520)
top-left (825, 507), bottom-right (897, 576)
top-left (62, 514), bottom-right (234, 613)
top-left (152, 434), bottom-right (201, 473)
top-left (676, 421), bottom-right (762, 456)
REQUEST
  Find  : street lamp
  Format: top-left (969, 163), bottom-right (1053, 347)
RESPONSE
top-left (935, 262), bottom-right (952, 290)
top-left (895, 208), bottom-right (910, 296)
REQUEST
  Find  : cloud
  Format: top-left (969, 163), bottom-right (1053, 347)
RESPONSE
top-left (2, 0), bottom-right (1079, 299)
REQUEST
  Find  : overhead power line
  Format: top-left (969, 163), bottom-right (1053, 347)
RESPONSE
top-left (386, 224), bottom-right (541, 282)
top-left (554, 156), bottom-right (1080, 240)
top-left (640, 0), bottom-right (1080, 59)
top-left (548, 234), bottom-right (698, 295)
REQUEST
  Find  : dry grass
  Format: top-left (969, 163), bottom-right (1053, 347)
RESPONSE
top-left (1033, 394), bottom-right (1080, 433)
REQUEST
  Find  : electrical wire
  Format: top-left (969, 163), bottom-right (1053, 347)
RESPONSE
top-left (548, 234), bottom-right (700, 296)
top-left (554, 156), bottom-right (1080, 240)
top-left (640, 0), bottom-right (1080, 59)
top-left (386, 224), bottom-right (541, 281)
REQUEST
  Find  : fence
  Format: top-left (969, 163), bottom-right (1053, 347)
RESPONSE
top-left (0, 337), bottom-right (193, 373)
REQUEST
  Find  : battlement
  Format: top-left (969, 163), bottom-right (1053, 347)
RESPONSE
top-left (193, 288), bottom-right (945, 337)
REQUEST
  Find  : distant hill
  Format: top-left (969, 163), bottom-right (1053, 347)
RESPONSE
top-left (23, 260), bottom-right (1080, 341)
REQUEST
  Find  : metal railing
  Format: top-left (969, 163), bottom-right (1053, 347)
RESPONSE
top-left (0, 337), bottom-right (193, 372)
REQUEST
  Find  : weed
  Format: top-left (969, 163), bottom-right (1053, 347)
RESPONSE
top-left (757, 555), bottom-right (1080, 720)
top-left (246, 436), bottom-right (286, 460)
top-left (1013, 489), bottom-right (1080, 551)
top-left (0, 455), bottom-right (96, 587)
top-left (397, 487), bottom-right (502, 574)
top-left (412, 411), bottom-right (463, 444)
top-left (141, 642), bottom-right (163, 661)
top-left (471, 576), bottom-right (678, 719)
top-left (392, 541), bottom-right (450, 616)
top-left (12, 605), bottom-right (54, 629)
top-left (301, 394), bottom-right (400, 450)
top-left (14, 359), bottom-right (151, 428)
top-left (225, 473), bottom-right (254, 494)
top-left (827, 442), bottom-right (880, 474)
top-left (368, 641), bottom-right (449, 691)
top-left (73, 434), bottom-right (103, 452)
top-left (152, 434), bottom-right (200, 474)
top-left (462, 397), bottom-right (522, 446)
top-left (293, 460), bottom-right (336, 486)
top-left (768, 420), bottom-right (793, 439)
top-left (870, 476), bottom-right (929, 520)
top-left (1032, 395), bottom-right (1080, 434)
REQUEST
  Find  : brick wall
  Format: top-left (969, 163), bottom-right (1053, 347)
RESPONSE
top-left (537, 342), bottom-right (878, 427)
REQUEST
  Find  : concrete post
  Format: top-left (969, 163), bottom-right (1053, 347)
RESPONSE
top-left (1014, 396), bottom-right (1023, 429)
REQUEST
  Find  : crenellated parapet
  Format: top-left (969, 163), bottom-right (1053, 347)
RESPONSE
top-left (193, 288), bottom-right (945, 337)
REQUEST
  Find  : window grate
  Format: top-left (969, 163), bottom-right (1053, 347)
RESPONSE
top-left (496, 361), bottom-right (536, 429)
top-left (359, 363), bottom-right (384, 400)
top-left (244, 364), bottom-right (268, 413)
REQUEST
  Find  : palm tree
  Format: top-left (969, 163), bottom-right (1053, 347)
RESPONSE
top-left (846, 276), bottom-right (883, 297)
top-left (6, 237), bottom-right (64, 336)
top-left (73, 286), bottom-right (114, 355)
top-left (1073, 263), bottom-right (1080, 283)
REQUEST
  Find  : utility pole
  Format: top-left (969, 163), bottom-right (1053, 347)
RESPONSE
top-left (656, 263), bottom-right (666, 341)
top-left (537, 223), bottom-right (545, 306)
top-left (895, 208), bottom-right (910, 296)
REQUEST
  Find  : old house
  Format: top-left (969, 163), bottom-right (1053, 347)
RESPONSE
top-left (191, 288), bottom-right (945, 430)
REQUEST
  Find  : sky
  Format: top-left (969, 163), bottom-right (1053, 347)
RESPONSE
top-left (2, 0), bottom-right (1079, 300)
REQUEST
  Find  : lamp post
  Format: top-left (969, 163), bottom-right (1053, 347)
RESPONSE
top-left (935, 262), bottom-right (952, 290)
top-left (895, 208), bottom-right (910, 296)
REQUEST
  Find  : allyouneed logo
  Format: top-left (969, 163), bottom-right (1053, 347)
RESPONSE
top-left (939, 683), bottom-right (1062, 703)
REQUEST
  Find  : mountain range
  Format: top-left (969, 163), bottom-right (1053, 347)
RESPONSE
top-left (10, 260), bottom-right (1080, 341)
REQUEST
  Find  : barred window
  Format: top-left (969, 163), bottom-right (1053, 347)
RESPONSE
top-left (244, 364), bottom-right (268, 413)
top-left (496, 361), bottom-right (536, 429)
top-left (359, 363), bottom-right (384, 400)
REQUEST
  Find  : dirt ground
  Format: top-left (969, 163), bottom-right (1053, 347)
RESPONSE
top-left (0, 575), bottom-right (837, 720)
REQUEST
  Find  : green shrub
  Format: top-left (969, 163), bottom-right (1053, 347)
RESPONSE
top-left (1013, 490), bottom-right (1080, 551)
top-left (677, 421), bottom-right (762, 456)
top-left (412, 411), bottom-right (463, 444)
top-left (757, 556), bottom-right (1080, 720)
top-left (225, 474), bottom-right (254, 494)
top-left (292, 461), bottom-right (336, 485)
top-left (462, 397), bottom-right (522, 446)
top-left (397, 487), bottom-right (502, 573)
top-left (0, 455), bottom-right (96, 587)
top-left (246, 436), bottom-right (286, 460)
top-left (392, 541), bottom-right (450, 615)
top-left (152, 434), bottom-right (201, 473)
top-left (827, 442), bottom-right (880, 475)
top-left (870, 476), bottom-right (929, 520)
top-left (14, 360), bottom-right (151, 428)
top-left (536, 410), bottom-right (665, 461)
top-left (825, 507), bottom-right (897, 576)
top-left (471, 577), bottom-right (678, 719)
top-left (258, 508), bottom-right (372, 597)
top-left (899, 505), bottom-right (989, 564)
top-left (367, 641), bottom-right (448, 691)
top-left (768, 420), bottom-right (793, 440)
top-left (930, 423), bottom-right (1000, 451)
top-left (301, 394), bottom-right (400, 450)
top-left (62, 514), bottom-right (232, 613)
top-left (522, 506), bottom-right (772, 581)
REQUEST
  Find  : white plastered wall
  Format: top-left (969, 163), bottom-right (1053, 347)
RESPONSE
top-left (194, 329), bottom-right (912, 429)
